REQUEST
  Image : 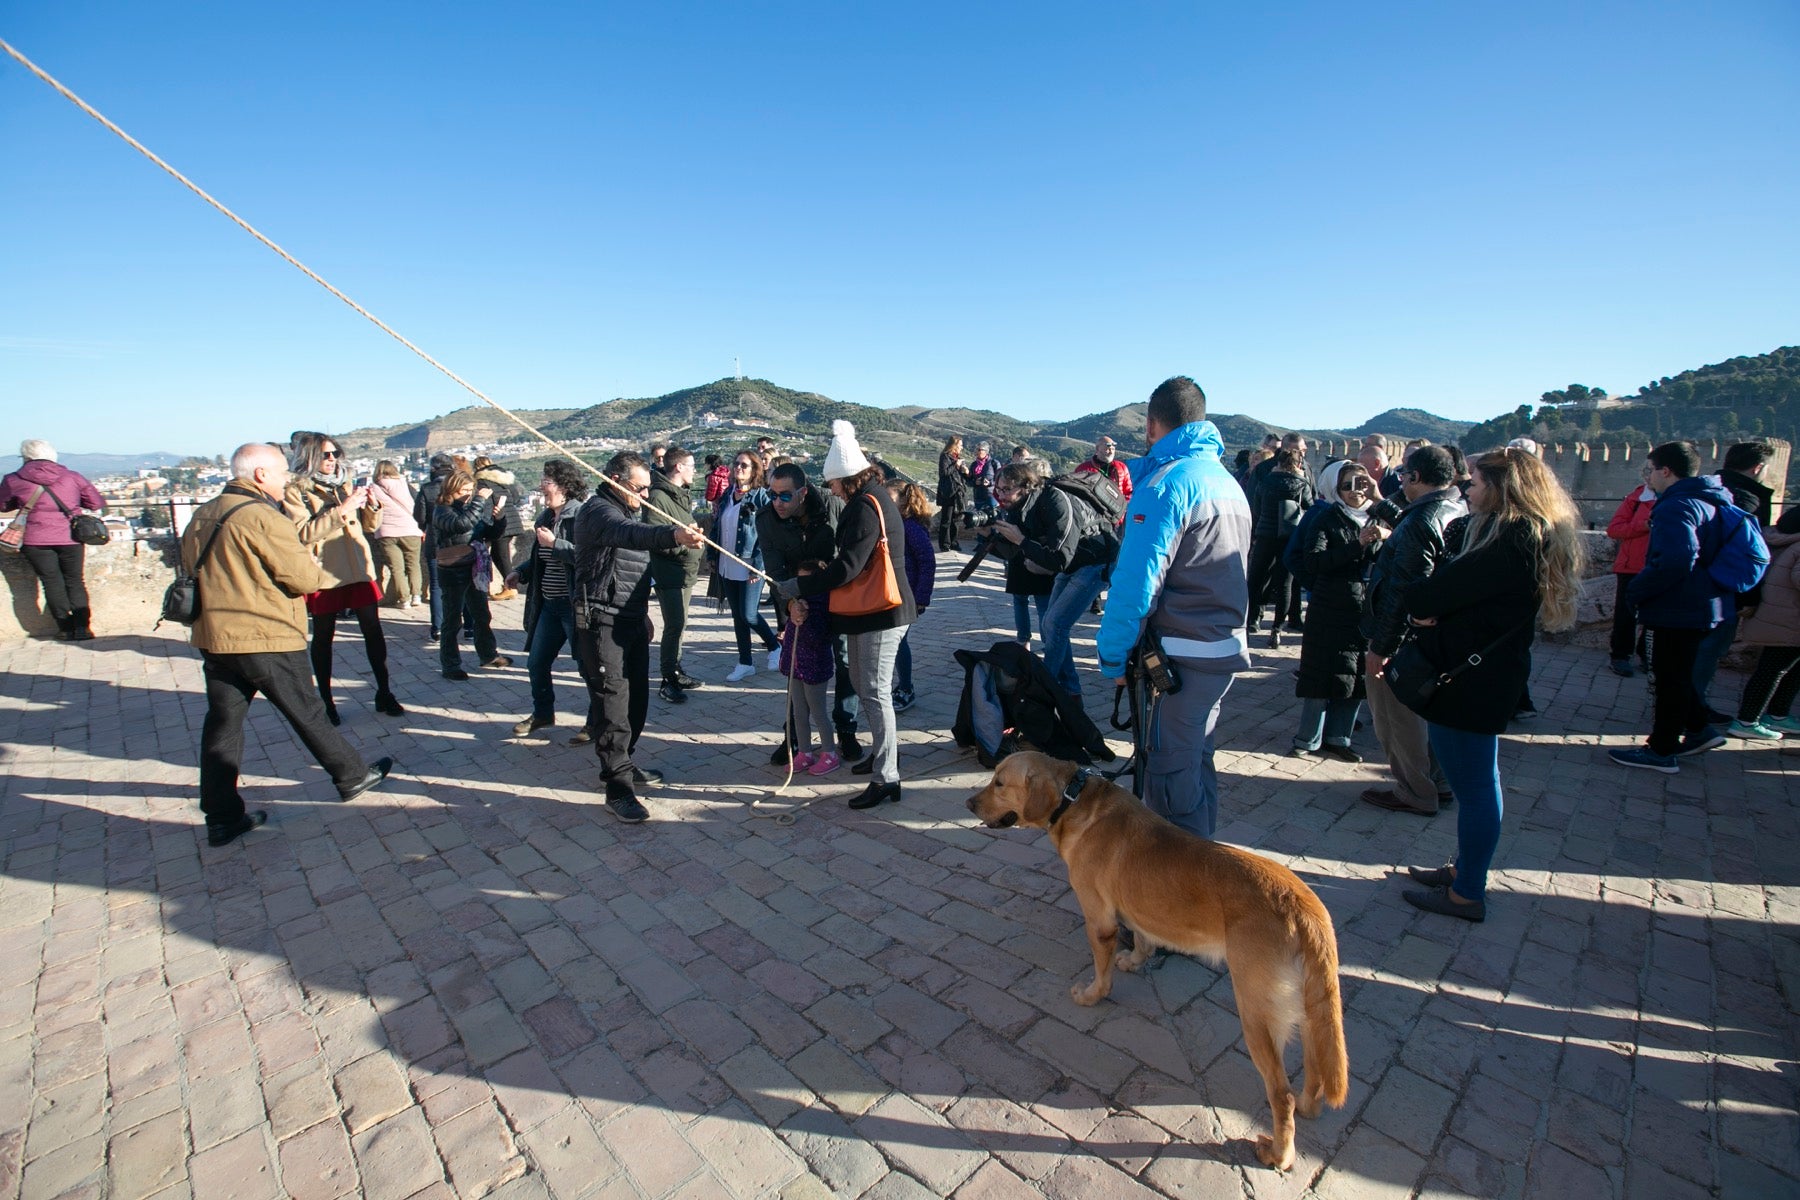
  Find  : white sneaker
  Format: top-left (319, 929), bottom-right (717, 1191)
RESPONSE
top-left (726, 663), bottom-right (756, 683)
top-left (767, 648), bottom-right (782, 671)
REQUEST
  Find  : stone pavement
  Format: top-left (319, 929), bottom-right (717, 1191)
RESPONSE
top-left (1, 559), bottom-right (1796, 1200)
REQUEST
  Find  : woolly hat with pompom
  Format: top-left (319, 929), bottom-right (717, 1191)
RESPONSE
top-left (822, 420), bottom-right (872, 482)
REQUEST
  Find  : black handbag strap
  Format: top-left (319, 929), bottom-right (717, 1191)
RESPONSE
top-left (190, 500), bottom-right (258, 575)
top-left (41, 487), bottom-right (77, 518)
top-left (1424, 616), bottom-right (1535, 685)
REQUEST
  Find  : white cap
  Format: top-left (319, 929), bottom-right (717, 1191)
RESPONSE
top-left (822, 420), bottom-right (872, 481)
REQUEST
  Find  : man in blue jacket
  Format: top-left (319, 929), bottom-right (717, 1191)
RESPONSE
top-left (1611, 441), bottom-right (1732, 772)
top-left (1096, 376), bottom-right (1251, 838)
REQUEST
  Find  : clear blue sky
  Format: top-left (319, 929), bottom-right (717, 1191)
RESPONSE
top-left (3, 2), bottom-right (1796, 455)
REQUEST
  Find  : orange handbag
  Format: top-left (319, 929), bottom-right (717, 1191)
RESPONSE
top-left (828, 493), bottom-right (904, 617)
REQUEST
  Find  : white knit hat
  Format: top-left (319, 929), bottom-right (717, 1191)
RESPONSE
top-left (822, 420), bottom-right (872, 481)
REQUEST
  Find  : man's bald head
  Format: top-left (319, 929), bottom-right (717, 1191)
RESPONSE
top-left (231, 443), bottom-right (291, 499)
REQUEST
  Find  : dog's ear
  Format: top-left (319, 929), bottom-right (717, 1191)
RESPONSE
top-left (1015, 752), bottom-right (1074, 827)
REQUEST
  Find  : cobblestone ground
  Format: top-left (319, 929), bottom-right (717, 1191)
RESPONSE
top-left (2, 557), bottom-right (1797, 1199)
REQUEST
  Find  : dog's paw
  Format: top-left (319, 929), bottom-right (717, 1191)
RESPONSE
top-left (1295, 1092), bottom-right (1322, 1120)
top-left (1254, 1134), bottom-right (1295, 1171)
top-left (1070, 981), bottom-right (1104, 1007)
top-left (1115, 950), bottom-right (1144, 973)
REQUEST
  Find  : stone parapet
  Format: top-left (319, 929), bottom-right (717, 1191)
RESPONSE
top-left (1, 535), bottom-right (178, 642)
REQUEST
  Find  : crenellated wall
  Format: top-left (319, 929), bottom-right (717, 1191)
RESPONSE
top-left (1308, 438), bottom-right (1789, 528)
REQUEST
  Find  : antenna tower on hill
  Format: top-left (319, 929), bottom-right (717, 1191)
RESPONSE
top-left (734, 356), bottom-right (743, 381)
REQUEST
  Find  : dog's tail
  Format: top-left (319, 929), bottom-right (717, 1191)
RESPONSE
top-left (1297, 902), bottom-right (1349, 1110)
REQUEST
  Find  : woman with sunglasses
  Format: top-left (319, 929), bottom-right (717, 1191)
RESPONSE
top-left (1291, 460), bottom-right (1383, 760)
top-left (432, 469), bottom-right (511, 680)
top-left (285, 432), bottom-right (402, 723)
top-left (712, 451), bottom-right (780, 682)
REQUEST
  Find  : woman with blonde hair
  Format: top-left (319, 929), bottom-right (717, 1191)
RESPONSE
top-left (1396, 447), bottom-right (1583, 921)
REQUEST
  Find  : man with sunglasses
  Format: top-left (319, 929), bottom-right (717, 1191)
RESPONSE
top-left (757, 463), bottom-right (866, 763)
top-left (571, 451), bottom-right (705, 822)
top-left (1359, 445), bottom-right (1466, 815)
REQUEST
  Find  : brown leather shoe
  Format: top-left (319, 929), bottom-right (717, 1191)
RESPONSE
top-left (1361, 788), bottom-right (1437, 815)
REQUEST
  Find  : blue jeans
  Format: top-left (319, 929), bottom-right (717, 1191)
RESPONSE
top-left (1294, 698), bottom-right (1361, 751)
top-left (894, 633), bottom-right (913, 694)
top-left (1693, 612), bottom-right (1739, 709)
top-left (1011, 592), bottom-right (1048, 643)
top-left (1427, 723), bottom-right (1503, 904)
top-left (1041, 563), bottom-right (1107, 695)
top-left (527, 596), bottom-right (592, 723)
top-left (722, 576), bottom-right (778, 665)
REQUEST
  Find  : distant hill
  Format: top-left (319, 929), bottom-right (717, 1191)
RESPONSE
top-left (1350, 409), bottom-right (1476, 445)
top-left (0, 451), bottom-right (189, 479)
top-left (1462, 346), bottom-right (1800, 453)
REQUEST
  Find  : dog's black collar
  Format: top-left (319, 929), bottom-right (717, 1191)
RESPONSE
top-left (1049, 769), bottom-right (1092, 827)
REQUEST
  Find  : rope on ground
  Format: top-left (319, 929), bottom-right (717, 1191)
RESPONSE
top-left (0, 35), bottom-right (763, 579)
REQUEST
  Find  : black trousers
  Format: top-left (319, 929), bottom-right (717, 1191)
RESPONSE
top-left (1739, 646), bottom-right (1800, 723)
top-left (199, 649), bottom-right (367, 825)
top-left (1610, 574), bottom-right (1649, 663)
top-left (23, 543), bottom-right (87, 618)
top-left (654, 576), bottom-right (695, 681)
top-left (575, 613), bottom-right (650, 781)
top-left (438, 565), bottom-right (498, 671)
top-left (1246, 536), bottom-right (1304, 629)
top-left (1646, 625), bottom-right (1710, 756)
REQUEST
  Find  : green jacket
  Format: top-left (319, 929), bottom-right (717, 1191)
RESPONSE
top-left (646, 471), bottom-right (701, 586)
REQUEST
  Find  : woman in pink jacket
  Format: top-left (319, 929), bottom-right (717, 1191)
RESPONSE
top-left (371, 461), bottom-right (425, 608)
top-left (1, 439), bottom-right (106, 639)
top-left (1604, 464), bottom-right (1656, 676)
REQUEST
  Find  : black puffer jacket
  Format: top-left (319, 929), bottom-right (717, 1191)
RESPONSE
top-left (1403, 517), bottom-right (1542, 735)
top-left (573, 490), bottom-right (681, 619)
top-left (432, 494), bottom-right (500, 554)
top-left (1296, 506), bottom-right (1376, 700)
top-left (757, 488), bottom-right (841, 582)
top-left (1360, 486), bottom-right (1466, 658)
top-left (1252, 469), bottom-right (1314, 540)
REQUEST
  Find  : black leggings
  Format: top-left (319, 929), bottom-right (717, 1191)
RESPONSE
top-left (310, 603), bottom-right (391, 701)
top-left (22, 544), bottom-right (87, 618)
top-left (1738, 646), bottom-right (1800, 723)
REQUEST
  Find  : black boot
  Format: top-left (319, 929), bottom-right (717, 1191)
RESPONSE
top-left (848, 781), bottom-right (902, 810)
top-left (69, 608), bottom-right (94, 640)
top-left (51, 612), bottom-right (76, 640)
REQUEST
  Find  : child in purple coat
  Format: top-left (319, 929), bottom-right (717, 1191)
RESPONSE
top-left (886, 481), bottom-right (937, 712)
top-left (781, 562), bottom-right (841, 775)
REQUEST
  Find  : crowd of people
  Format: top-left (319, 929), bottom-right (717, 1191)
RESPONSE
top-left (15, 392), bottom-right (1785, 923)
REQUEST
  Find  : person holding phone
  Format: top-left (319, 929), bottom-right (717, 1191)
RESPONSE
top-left (285, 432), bottom-right (403, 723)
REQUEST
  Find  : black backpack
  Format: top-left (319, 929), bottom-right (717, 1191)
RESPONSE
top-left (1051, 470), bottom-right (1128, 526)
top-left (158, 500), bottom-right (255, 629)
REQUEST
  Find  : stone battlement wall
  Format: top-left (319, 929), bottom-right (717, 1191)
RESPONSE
top-left (2, 536), bottom-right (178, 643)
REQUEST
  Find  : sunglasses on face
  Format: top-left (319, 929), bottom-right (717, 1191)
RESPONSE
top-left (734, 462), bottom-right (754, 470)
top-left (772, 490), bottom-right (801, 503)
top-left (321, 450), bottom-right (339, 459)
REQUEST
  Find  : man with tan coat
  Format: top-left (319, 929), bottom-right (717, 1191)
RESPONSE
top-left (180, 444), bottom-right (393, 847)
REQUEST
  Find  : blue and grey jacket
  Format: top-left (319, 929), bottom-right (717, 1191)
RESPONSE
top-left (1096, 421), bottom-right (1252, 678)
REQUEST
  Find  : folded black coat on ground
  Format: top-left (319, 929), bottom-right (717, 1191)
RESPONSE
top-left (952, 641), bottom-right (1115, 767)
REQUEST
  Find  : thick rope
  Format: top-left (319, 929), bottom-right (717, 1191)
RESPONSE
top-left (0, 34), bottom-right (764, 578)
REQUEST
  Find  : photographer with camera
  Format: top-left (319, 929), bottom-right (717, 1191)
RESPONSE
top-left (1094, 377), bottom-right (1251, 839)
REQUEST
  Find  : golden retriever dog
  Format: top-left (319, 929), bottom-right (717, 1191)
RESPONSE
top-left (967, 752), bottom-right (1348, 1170)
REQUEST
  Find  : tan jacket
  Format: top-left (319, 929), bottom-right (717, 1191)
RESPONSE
top-left (1740, 538), bottom-right (1800, 647)
top-left (180, 483), bottom-right (324, 654)
top-left (285, 480), bottom-right (381, 590)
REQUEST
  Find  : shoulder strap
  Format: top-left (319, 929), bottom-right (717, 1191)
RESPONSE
top-left (191, 500), bottom-right (259, 575)
top-left (41, 487), bottom-right (77, 518)
top-left (865, 492), bottom-right (887, 542)
top-left (17, 486), bottom-right (46, 513)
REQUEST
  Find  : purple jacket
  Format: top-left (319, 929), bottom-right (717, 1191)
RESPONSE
top-left (780, 599), bottom-right (835, 685)
top-left (902, 517), bottom-right (935, 611)
top-left (0, 460), bottom-right (105, 547)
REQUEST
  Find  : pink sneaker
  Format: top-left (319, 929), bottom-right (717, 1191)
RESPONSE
top-left (789, 752), bottom-right (816, 772)
top-left (807, 751), bottom-right (842, 777)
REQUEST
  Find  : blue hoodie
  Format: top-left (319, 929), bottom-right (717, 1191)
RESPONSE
top-left (1096, 421), bottom-right (1252, 678)
top-left (1626, 474), bottom-right (1733, 630)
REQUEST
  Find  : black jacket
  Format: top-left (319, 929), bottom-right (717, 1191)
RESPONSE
top-left (1360, 486), bottom-right (1466, 658)
top-left (995, 486), bottom-right (1081, 596)
top-left (1721, 468), bottom-right (1776, 609)
top-left (1296, 506), bottom-right (1376, 700)
top-left (952, 642), bottom-right (1115, 767)
top-left (416, 472), bottom-right (450, 552)
top-left (1402, 517), bottom-right (1542, 735)
top-left (432, 494), bottom-right (500, 553)
top-left (797, 480), bottom-right (918, 635)
top-left (757, 488), bottom-right (841, 583)
top-left (573, 490), bottom-right (681, 619)
top-left (1251, 469), bottom-right (1314, 540)
top-left (937, 451), bottom-right (967, 509)
top-left (645, 472), bottom-right (702, 587)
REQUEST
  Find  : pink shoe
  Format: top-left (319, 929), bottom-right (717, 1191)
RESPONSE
top-left (789, 752), bottom-right (816, 772)
top-left (807, 751), bottom-right (842, 777)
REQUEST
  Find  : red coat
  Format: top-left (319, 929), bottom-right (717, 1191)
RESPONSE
top-left (1075, 456), bottom-right (1132, 502)
top-left (704, 464), bottom-right (732, 506)
top-left (1605, 487), bottom-right (1655, 575)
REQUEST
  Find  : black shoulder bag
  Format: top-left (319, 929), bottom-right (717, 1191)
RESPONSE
top-left (1382, 617), bottom-right (1533, 716)
top-left (158, 501), bottom-right (255, 629)
top-left (42, 488), bottom-right (111, 546)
